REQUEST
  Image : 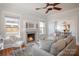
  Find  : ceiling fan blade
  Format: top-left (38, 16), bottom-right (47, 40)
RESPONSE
top-left (52, 3), bottom-right (60, 6)
top-left (36, 4), bottom-right (49, 10)
top-left (45, 3), bottom-right (50, 7)
top-left (45, 8), bottom-right (52, 14)
top-left (45, 9), bottom-right (49, 14)
top-left (53, 7), bottom-right (62, 10)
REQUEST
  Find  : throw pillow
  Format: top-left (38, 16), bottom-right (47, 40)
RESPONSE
top-left (50, 39), bottom-right (66, 56)
top-left (64, 35), bottom-right (73, 44)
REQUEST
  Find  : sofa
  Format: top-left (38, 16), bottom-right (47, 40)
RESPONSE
top-left (12, 35), bottom-right (76, 56)
top-left (31, 35), bottom-right (76, 56)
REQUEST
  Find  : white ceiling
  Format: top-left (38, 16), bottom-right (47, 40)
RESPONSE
top-left (0, 3), bottom-right (79, 15)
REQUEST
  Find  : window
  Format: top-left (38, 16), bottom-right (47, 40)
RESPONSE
top-left (39, 21), bottom-right (45, 34)
top-left (5, 16), bottom-right (20, 37)
top-left (57, 24), bottom-right (64, 32)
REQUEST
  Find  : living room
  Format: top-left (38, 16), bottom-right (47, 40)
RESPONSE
top-left (0, 3), bottom-right (79, 56)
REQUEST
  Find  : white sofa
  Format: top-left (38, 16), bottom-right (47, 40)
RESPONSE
top-left (12, 35), bottom-right (76, 56)
top-left (31, 35), bottom-right (76, 56)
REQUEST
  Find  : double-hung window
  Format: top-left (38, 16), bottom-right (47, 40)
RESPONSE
top-left (39, 21), bottom-right (45, 34)
top-left (5, 16), bottom-right (20, 37)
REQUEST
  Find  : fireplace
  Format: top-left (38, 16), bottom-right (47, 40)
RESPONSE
top-left (27, 33), bottom-right (35, 43)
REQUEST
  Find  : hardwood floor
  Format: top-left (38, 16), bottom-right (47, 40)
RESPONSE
top-left (75, 45), bottom-right (79, 56)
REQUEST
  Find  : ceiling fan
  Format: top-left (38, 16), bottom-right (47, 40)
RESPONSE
top-left (36, 3), bottom-right (62, 14)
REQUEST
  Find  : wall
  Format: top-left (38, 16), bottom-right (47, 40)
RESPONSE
top-left (77, 15), bottom-right (79, 45)
top-left (0, 11), bottom-right (5, 38)
top-left (0, 11), bottom-right (3, 37)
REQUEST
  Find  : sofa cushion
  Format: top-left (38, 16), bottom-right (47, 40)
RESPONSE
top-left (32, 45), bottom-right (52, 56)
top-left (64, 35), bottom-right (73, 44)
top-left (50, 39), bottom-right (66, 56)
top-left (39, 40), bottom-right (54, 52)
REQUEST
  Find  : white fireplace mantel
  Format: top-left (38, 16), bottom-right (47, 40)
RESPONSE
top-left (26, 28), bottom-right (38, 33)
